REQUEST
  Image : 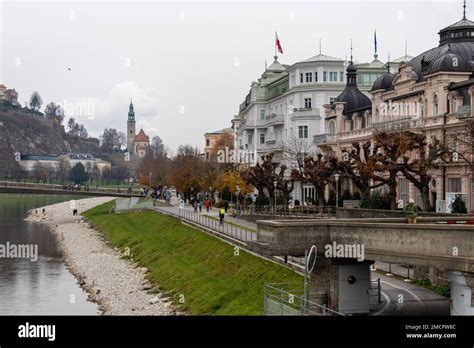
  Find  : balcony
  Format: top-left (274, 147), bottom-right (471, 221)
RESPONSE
top-left (257, 114), bottom-right (284, 127)
top-left (372, 116), bottom-right (424, 133)
top-left (456, 105), bottom-right (472, 119)
top-left (338, 128), bottom-right (373, 141)
top-left (313, 133), bottom-right (336, 145)
top-left (291, 108), bottom-right (320, 120)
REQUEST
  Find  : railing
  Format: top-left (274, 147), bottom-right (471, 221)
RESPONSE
top-left (235, 205), bottom-right (336, 217)
top-left (313, 133), bottom-right (336, 145)
top-left (264, 283), bottom-right (344, 316)
top-left (372, 116), bottom-right (424, 133)
top-left (0, 180), bottom-right (144, 196)
top-left (369, 278), bottom-right (382, 309)
top-left (257, 114), bottom-right (284, 127)
top-left (456, 105), bottom-right (472, 119)
top-left (152, 205), bottom-right (256, 242)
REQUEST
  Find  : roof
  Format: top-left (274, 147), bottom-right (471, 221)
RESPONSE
top-left (357, 58), bottom-right (385, 69)
top-left (302, 53), bottom-right (344, 63)
top-left (267, 58), bottom-right (286, 72)
top-left (440, 18), bottom-right (474, 31)
top-left (134, 129), bottom-right (149, 143)
top-left (334, 63), bottom-right (371, 114)
top-left (205, 127), bottom-right (232, 136)
top-left (371, 72), bottom-right (396, 92)
top-left (391, 55), bottom-right (415, 63)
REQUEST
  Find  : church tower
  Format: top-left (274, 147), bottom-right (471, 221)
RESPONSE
top-left (127, 99), bottom-right (136, 154)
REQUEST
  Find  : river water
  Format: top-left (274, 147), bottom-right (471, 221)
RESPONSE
top-left (0, 194), bottom-right (98, 315)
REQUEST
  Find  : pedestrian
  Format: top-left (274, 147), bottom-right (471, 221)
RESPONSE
top-left (403, 198), bottom-right (418, 224)
top-left (42, 208), bottom-right (46, 216)
top-left (204, 199), bottom-right (210, 212)
top-left (198, 201), bottom-right (203, 212)
top-left (219, 207), bottom-right (225, 225)
top-left (193, 201), bottom-right (198, 213)
top-left (224, 200), bottom-right (229, 213)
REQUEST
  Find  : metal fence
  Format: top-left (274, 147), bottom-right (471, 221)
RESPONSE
top-left (369, 278), bottom-right (382, 309)
top-left (235, 205), bottom-right (336, 217)
top-left (0, 180), bottom-right (144, 196)
top-left (152, 206), bottom-right (256, 242)
top-left (264, 283), bottom-right (344, 316)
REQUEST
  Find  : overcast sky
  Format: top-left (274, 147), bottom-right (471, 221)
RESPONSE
top-left (0, 0), bottom-right (468, 153)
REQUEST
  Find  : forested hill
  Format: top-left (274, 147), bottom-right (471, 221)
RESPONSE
top-left (0, 110), bottom-right (100, 157)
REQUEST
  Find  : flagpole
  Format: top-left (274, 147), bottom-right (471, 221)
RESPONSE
top-left (275, 31), bottom-right (277, 58)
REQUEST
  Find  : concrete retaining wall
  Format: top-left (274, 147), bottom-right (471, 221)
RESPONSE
top-left (335, 207), bottom-right (469, 219)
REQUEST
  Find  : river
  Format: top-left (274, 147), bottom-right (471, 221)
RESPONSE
top-left (0, 194), bottom-right (98, 315)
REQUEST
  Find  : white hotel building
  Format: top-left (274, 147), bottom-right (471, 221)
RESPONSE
top-left (232, 51), bottom-right (395, 203)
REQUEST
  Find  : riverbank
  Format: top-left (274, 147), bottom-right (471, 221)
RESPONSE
top-left (26, 197), bottom-right (176, 315)
top-left (83, 201), bottom-right (303, 315)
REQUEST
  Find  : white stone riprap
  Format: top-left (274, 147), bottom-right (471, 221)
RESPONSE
top-left (26, 197), bottom-right (177, 315)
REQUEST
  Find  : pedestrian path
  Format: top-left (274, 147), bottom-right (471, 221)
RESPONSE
top-left (152, 205), bottom-right (257, 242)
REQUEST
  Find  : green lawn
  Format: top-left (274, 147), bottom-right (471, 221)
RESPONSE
top-left (83, 201), bottom-right (302, 315)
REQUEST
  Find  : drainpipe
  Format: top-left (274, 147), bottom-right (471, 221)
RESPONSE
top-left (442, 94), bottom-right (449, 201)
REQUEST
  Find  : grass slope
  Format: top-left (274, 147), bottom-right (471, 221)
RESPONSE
top-left (84, 201), bottom-right (302, 315)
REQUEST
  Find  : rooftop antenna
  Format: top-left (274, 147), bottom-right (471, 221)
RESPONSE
top-left (319, 38), bottom-right (322, 55)
top-left (405, 40), bottom-right (408, 57)
top-left (265, 59), bottom-right (267, 70)
top-left (374, 30), bottom-right (378, 59)
top-left (387, 52), bottom-right (391, 72)
top-left (350, 39), bottom-right (353, 63)
top-left (463, 0), bottom-right (467, 19)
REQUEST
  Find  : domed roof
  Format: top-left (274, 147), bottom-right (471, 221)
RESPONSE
top-left (427, 50), bottom-right (470, 73)
top-left (334, 60), bottom-right (371, 114)
top-left (371, 72), bottom-right (395, 91)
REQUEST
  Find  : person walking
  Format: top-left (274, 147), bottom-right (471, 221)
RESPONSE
top-left (204, 199), bottom-right (210, 212)
top-left (219, 207), bottom-right (225, 225)
top-left (198, 200), bottom-right (203, 213)
top-left (403, 198), bottom-right (418, 224)
top-left (193, 200), bottom-right (198, 213)
top-left (224, 200), bottom-right (229, 213)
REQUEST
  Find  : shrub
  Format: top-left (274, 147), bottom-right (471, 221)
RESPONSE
top-left (341, 190), bottom-right (353, 201)
top-left (360, 191), bottom-right (391, 210)
top-left (353, 191), bottom-right (361, 200)
top-left (451, 196), bottom-right (467, 214)
top-left (255, 194), bottom-right (269, 206)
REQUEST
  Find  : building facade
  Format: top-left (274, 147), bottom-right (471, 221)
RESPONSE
top-left (203, 127), bottom-right (233, 161)
top-left (19, 153), bottom-right (111, 175)
top-left (233, 47), bottom-right (390, 203)
top-left (126, 100), bottom-right (150, 159)
top-left (316, 10), bottom-right (474, 212)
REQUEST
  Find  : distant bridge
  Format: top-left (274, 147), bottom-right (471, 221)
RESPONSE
top-left (0, 181), bottom-right (145, 198)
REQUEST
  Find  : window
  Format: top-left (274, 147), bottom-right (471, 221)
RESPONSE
top-left (329, 72), bottom-right (338, 82)
top-left (329, 97), bottom-right (336, 103)
top-left (298, 126), bottom-right (308, 139)
top-left (340, 72), bottom-right (344, 82)
top-left (259, 109), bottom-right (265, 120)
top-left (314, 72), bottom-right (318, 82)
top-left (453, 97), bottom-right (458, 113)
top-left (433, 95), bottom-right (439, 115)
top-left (206, 139), bottom-right (210, 146)
top-left (259, 133), bottom-right (265, 144)
top-left (328, 121), bottom-right (336, 135)
top-left (247, 134), bottom-right (253, 145)
top-left (323, 71), bottom-right (327, 82)
top-left (304, 98), bottom-right (312, 109)
top-left (399, 178), bottom-right (410, 204)
top-left (448, 178), bottom-right (462, 192)
top-left (305, 72), bottom-right (312, 83)
top-left (300, 73), bottom-right (304, 83)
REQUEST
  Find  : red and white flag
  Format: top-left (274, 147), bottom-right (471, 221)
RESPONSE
top-left (275, 32), bottom-right (283, 54)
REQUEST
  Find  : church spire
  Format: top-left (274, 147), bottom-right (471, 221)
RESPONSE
top-left (128, 98), bottom-right (135, 123)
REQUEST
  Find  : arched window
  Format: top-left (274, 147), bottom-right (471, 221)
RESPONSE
top-left (328, 120), bottom-right (336, 135)
top-left (433, 95), bottom-right (439, 116)
top-left (452, 96), bottom-right (458, 113)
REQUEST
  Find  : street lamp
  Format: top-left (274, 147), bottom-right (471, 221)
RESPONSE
top-left (236, 185), bottom-right (240, 207)
top-left (273, 180), bottom-right (278, 211)
top-left (334, 173), bottom-right (340, 208)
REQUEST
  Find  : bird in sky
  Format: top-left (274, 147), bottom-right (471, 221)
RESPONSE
top-left (67, 67), bottom-right (71, 71)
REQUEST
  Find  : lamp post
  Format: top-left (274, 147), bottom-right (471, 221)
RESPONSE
top-left (273, 180), bottom-right (278, 212)
top-left (236, 185), bottom-right (240, 207)
top-left (334, 174), bottom-right (340, 208)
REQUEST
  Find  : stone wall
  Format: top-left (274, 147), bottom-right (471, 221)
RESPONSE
top-left (335, 207), bottom-right (468, 219)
